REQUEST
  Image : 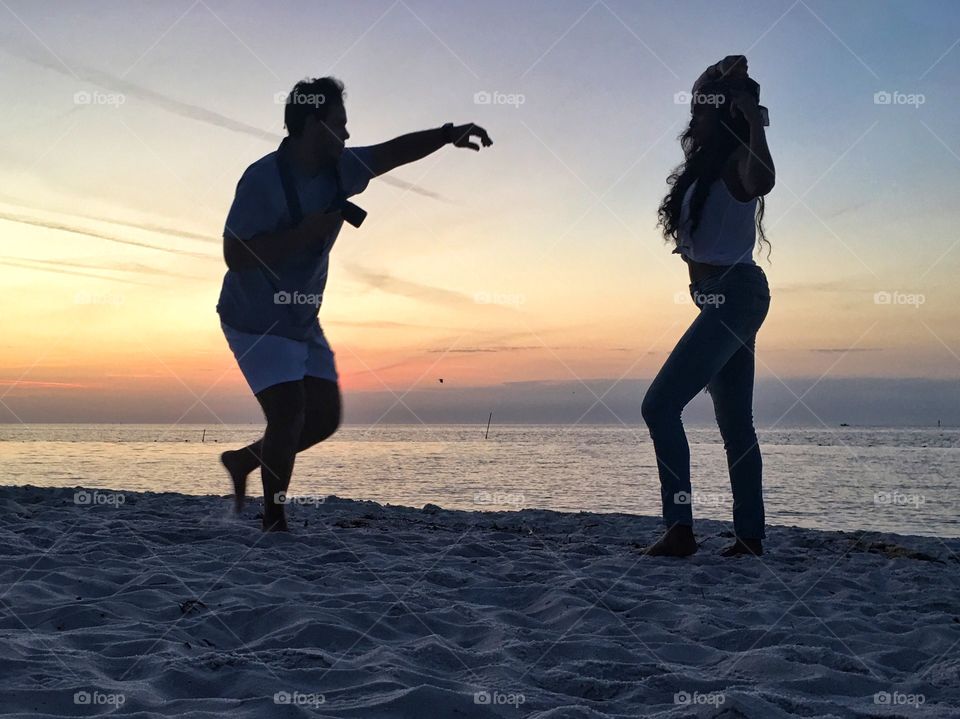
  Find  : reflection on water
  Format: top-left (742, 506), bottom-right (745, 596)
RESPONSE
top-left (1, 424), bottom-right (957, 537)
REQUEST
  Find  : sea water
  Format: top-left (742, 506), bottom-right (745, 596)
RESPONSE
top-left (1, 424), bottom-right (957, 537)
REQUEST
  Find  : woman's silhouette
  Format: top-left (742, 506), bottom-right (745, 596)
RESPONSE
top-left (641, 56), bottom-right (775, 558)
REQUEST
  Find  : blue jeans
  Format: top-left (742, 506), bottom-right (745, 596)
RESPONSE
top-left (641, 264), bottom-right (771, 539)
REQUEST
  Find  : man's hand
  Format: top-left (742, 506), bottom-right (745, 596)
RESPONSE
top-left (448, 123), bottom-right (493, 151)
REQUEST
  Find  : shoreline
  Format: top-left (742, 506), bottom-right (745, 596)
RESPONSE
top-left (21, 482), bottom-right (960, 544)
top-left (3, 484), bottom-right (959, 717)
top-left (2, 480), bottom-right (957, 541)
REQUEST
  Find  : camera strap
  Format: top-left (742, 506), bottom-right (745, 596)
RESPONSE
top-left (270, 140), bottom-right (334, 329)
top-left (276, 140), bottom-right (304, 228)
top-left (251, 142), bottom-right (302, 322)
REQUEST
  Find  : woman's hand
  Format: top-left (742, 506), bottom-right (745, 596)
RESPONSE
top-left (715, 55), bottom-right (748, 80)
top-left (693, 55), bottom-right (749, 92)
top-left (728, 89), bottom-right (764, 126)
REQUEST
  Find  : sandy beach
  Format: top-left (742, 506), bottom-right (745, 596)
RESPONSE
top-left (2, 484), bottom-right (958, 718)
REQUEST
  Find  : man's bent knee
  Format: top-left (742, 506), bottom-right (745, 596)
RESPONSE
top-left (256, 381), bottom-right (307, 435)
top-left (301, 403), bottom-right (341, 448)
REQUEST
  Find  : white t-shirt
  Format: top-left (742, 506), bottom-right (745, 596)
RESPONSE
top-left (217, 142), bottom-right (374, 340)
top-left (676, 178), bottom-right (757, 266)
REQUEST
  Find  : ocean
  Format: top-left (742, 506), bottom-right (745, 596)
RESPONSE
top-left (1, 424), bottom-right (957, 538)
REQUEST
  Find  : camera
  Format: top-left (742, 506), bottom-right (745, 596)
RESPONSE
top-left (337, 199), bottom-right (367, 228)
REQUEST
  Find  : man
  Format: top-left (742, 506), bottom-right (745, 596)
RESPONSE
top-left (218, 76), bottom-right (492, 531)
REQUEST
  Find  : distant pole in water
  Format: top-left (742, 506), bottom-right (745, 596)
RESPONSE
top-left (485, 412), bottom-right (493, 439)
top-left (201, 428), bottom-right (206, 443)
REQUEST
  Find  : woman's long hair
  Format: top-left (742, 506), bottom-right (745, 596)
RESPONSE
top-left (657, 83), bottom-right (769, 258)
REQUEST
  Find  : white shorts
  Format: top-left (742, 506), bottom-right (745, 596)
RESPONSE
top-left (221, 322), bottom-right (338, 395)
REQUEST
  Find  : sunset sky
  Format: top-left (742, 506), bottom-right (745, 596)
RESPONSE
top-left (2, 0), bottom-right (959, 424)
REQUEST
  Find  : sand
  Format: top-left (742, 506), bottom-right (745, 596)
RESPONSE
top-left (1, 484), bottom-right (958, 718)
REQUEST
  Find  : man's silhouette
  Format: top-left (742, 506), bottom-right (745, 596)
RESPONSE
top-left (217, 76), bottom-right (492, 531)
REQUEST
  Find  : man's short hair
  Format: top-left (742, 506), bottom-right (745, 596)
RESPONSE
top-left (284, 77), bottom-right (345, 137)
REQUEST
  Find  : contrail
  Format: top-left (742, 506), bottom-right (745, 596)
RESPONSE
top-left (0, 379), bottom-right (87, 389)
top-left (0, 255), bottom-right (204, 280)
top-left (1, 43), bottom-right (450, 202)
top-left (0, 194), bottom-right (219, 244)
top-left (0, 259), bottom-right (153, 285)
top-left (1, 42), bottom-right (278, 141)
top-left (0, 211), bottom-right (217, 260)
top-left (375, 175), bottom-right (449, 201)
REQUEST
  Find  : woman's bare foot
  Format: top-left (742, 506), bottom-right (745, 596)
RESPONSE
top-left (641, 524), bottom-right (698, 557)
top-left (720, 538), bottom-right (763, 557)
top-left (220, 450), bottom-right (250, 514)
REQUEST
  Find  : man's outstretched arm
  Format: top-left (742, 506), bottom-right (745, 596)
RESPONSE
top-left (367, 123), bottom-right (493, 177)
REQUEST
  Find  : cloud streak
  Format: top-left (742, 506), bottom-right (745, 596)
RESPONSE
top-left (344, 263), bottom-right (475, 306)
top-left (809, 347), bottom-right (883, 354)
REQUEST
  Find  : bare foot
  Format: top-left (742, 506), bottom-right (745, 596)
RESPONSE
top-left (641, 525), bottom-right (698, 557)
top-left (262, 511), bottom-right (289, 533)
top-left (220, 450), bottom-right (250, 514)
top-left (720, 538), bottom-right (763, 557)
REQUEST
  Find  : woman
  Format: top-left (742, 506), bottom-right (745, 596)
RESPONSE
top-left (641, 56), bottom-right (774, 557)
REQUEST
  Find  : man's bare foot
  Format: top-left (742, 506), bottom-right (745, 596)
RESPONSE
top-left (220, 450), bottom-right (250, 514)
top-left (720, 538), bottom-right (763, 557)
top-left (262, 512), bottom-right (289, 532)
top-left (641, 524), bottom-right (698, 557)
